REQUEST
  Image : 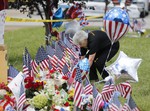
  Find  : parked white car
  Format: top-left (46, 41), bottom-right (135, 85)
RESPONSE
top-left (107, 2), bottom-right (141, 18)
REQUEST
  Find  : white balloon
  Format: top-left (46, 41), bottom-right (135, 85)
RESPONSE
top-left (65, 19), bottom-right (81, 35)
top-left (106, 51), bottom-right (142, 82)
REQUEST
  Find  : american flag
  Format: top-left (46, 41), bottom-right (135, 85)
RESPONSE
top-left (128, 96), bottom-right (140, 111)
top-left (101, 78), bottom-right (115, 102)
top-left (109, 103), bottom-right (120, 111)
top-left (64, 38), bottom-right (79, 59)
top-left (121, 103), bottom-right (131, 111)
top-left (74, 66), bottom-right (83, 109)
top-left (81, 70), bottom-right (89, 80)
top-left (17, 81), bottom-right (26, 111)
top-left (8, 65), bottom-right (19, 82)
top-left (67, 36), bottom-right (80, 50)
top-left (46, 45), bottom-right (57, 70)
top-left (55, 42), bottom-right (66, 71)
top-left (104, 20), bottom-right (129, 43)
top-left (35, 46), bottom-right (49, 71)
top-left (30, 60), bottom-right (39, 77)
top-left (23, 47), bottom-right (32, 76)
top-left (84, 78), bottom-right (93, 95)
top-left (62, 64), bottom-right (70, 78)
top-left (115, 82), bottom-right (132, 99)
top-left (109, 91), bottom-right (121, 111)
top-left (92, 85), bottom-right (103, 111)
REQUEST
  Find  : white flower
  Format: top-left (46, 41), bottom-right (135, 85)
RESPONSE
top-left (0, 89), bottom-right (7, 97)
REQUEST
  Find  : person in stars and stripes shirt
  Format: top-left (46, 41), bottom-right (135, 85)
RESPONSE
top-left (73, 30), bottom-right (119, 82)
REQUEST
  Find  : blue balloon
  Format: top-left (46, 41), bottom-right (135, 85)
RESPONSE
top-left (79, 58), bottom-right (90, 72)
top-left (52, 8), bottom-right (64, 28)
top-left (104, 7), bottom-right (130, 25)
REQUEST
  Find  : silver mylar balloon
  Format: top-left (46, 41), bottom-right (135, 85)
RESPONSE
top-left (106, 51), bottom-right (142, 82)
top-left (65, 19), bottom-right (81, 35)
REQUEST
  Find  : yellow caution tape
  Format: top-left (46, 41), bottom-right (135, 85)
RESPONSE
top-left (5, 15), bottom-right (103, 22)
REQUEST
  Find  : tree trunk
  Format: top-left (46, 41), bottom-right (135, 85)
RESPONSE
top-left (104, 0), bottom-right (109, 14)
top-left (44, 0), bottom-right (52, 45)
top-left (45, 22), bottom-right (50, 45)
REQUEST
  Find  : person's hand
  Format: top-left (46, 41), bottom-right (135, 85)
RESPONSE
top-left (80, 56), bottom-right (85, 60)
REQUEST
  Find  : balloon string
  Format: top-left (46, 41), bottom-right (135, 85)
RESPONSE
top-left (97, 42), bottom-right (113, 84)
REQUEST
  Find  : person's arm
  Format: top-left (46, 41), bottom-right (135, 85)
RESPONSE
top-left (89, 53), bottom-right (96, 67)
top-left (80, 47), bottom-right (87, 59)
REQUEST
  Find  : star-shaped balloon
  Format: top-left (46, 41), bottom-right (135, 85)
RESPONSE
top-left (105, 51), bottom-right (142, 82)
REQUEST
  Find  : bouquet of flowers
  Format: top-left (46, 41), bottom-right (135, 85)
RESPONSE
top-left (24, 76), bottom-right (45, 98)
top-left (25, 70), bottom-right (74, 111)
top-left (0, 82), bottom-right (16, 111)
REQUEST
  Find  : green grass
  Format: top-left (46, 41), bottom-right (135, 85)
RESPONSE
top-left (4, 26), bottom-right (150, 110)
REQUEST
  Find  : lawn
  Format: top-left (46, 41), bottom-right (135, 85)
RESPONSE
top-left (4, 26), bottom-right (150, 110)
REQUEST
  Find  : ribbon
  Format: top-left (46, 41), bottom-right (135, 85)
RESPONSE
top-left (5, 15), bottom-right (103, 23)
top-left (0, 95), bottom-right (15, 110)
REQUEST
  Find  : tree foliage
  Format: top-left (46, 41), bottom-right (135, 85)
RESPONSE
top-left (9, 0), bottom-right (59, 45)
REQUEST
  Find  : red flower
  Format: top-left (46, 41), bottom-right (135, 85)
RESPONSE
top-left (56, 92), bottom-right (59, 94)
top-left (0, 82), bottom-right (11, 92)
top-left (62, 76), bottom-right (68, 80)
top-left (64, 102), bottom-right (70, 107)
top-left (54, 109), bottom-right (59, 111)
top-left (25, 83), bottom-right (32, 89)
top-left (54, 85), bottom-right (59, 90)
top-left (49, 69), bottom-right (55, 74)
top-left (33, 82), bottom-right (39, 90)
top-left (24, 76), bottom-right (34, 83)
top-left (68, 96), bottom-right (73, 101)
